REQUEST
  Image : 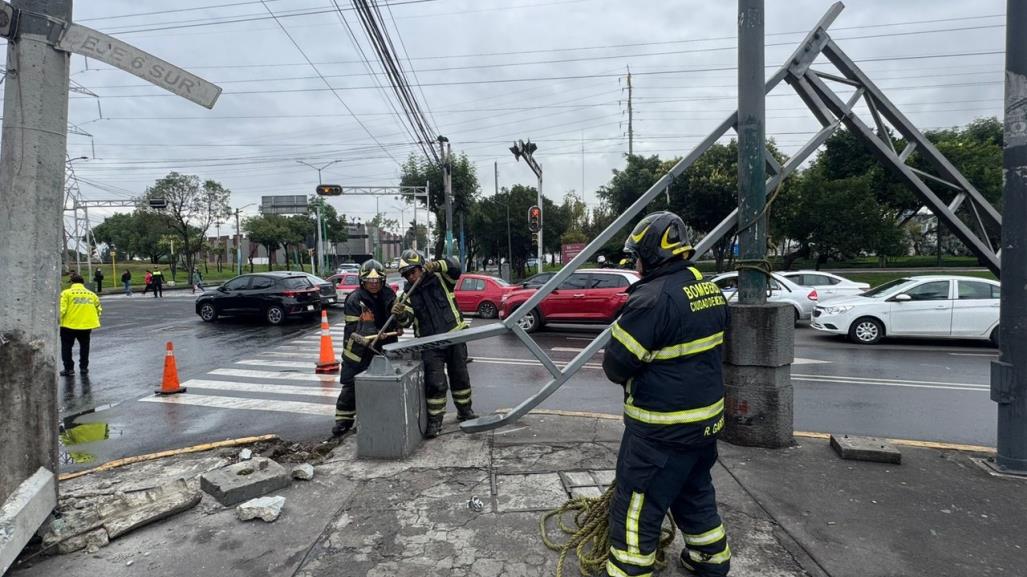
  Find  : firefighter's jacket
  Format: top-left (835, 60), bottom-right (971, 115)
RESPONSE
top-left (342, 285), bottom-right (398, 363)
top-left (398, 257), bottom-right (467, 338)
top-left (602, 259), bottom-right (729, 447)
top-left (59, 283), bottom-right (102, 330)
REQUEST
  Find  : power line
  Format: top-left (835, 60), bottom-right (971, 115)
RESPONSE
top-left (257, 0), bottom-right (401, 167)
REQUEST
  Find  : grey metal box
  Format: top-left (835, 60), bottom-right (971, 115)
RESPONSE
top-left (355, 355), bottom-right (425, 459)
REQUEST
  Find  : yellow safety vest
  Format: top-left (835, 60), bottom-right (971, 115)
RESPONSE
top-left (60, 283), bottom-right (102, 330)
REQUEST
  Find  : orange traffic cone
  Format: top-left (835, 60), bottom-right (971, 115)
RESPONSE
top-left (315, 309), bottom-right (341, 374)
top-left (155, 341), bottom-right (187, 395)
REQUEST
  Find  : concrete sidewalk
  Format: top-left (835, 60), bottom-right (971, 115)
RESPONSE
top-left (10, 412), bottom-right (1026, 577)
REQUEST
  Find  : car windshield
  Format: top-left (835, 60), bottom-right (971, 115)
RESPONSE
top-left (491, 277), bottom-right (510, 287)
top-left (860, 278), bottom-right (916, 298)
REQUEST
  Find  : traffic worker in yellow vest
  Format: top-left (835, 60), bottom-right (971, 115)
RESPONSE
top-left (603, 212), bottom-right (731, 577)
top-left (59, 273), bottom-right (102, 376)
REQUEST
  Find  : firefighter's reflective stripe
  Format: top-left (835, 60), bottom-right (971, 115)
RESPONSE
top-left (343, 342), bottom-right (362, 362)
top-left (609, 546), bottom-right (656, 567)
top-left (440, 282), bottom-right (465, 331)
top-left (688, 267), bottom-right (703, 280)
top-left (612, 323), bottom-right (724, 363)
top-left (626, 492), bottom-right (644, 552)
top-left (451, 388), bottom-right (472, 405)
top-left (684, 524), bottom-right (726, 546)
top-left (437, 259), bottom-right (458, 284)
top-left (344, 315), bottom-right (360, 322)
top-left (649, 331), bottom-right (724, 361)
top-left (687, 544), bottom-right (732, 565)
top-left (335, 410), bottom-right (355, 421)
top-left (426, 397), bottom-right (447, 416)
top-left (624, 398), bottom-right (724, 425)
top-left (611, 323), bottom-right (649, 362)
top-left (606, 560), bottom-right (651, 577)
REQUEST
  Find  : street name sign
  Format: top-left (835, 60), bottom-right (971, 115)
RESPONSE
top-left (56, 23), bottom-right (222, 109)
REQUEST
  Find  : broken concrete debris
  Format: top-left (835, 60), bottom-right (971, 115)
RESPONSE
top-left (236, 496), bottom-right (285, 523)
top-left (200, 457), bottom-right (291, 506)
top-left (292, 464), bottom-right (314, 481)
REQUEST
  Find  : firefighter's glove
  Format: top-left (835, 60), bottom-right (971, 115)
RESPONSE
top-left (424, 260), bottom-right (442, 273)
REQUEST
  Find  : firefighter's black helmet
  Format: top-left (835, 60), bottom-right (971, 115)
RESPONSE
top-left (398, 249), bottom-right (425, 275)
top-left (623, 211), bottom-right (694, 269)
top-left (359, 259), bottom-right (385, 285)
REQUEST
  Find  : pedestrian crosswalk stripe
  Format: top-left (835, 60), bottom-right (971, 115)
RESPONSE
top-left (182, 379), bottom-right (338, 397)
top-left (210, 368), bottom-right (337, 382)
top-left (236, 359), bottom-right (315, 369)
top-left (261, 351), bottom-right (323, 359)
top-left (141, 394), bottom-right (333, 416)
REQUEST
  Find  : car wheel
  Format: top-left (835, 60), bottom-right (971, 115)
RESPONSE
top-left (849, 317), bottom-right (884, 345)
top-left (198, 303), bottom-right (218, 322)
top-left (266, 305), bottom-right (286, 326)
top-left (990, 326), bottom-right (1000, 348)
top-left (477, 301), bottom-right (498, 319)
top-left (516, 308), bottom-right (542, 333)
top-left (794, 308), bottom-right (801, 326)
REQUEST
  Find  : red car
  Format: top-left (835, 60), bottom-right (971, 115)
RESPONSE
top-left (327, 273), bottom-right (400, 302)
top-left (454, 274), bottom-right (515, 318)
top-left (499, 269), bottom-right (640, 333)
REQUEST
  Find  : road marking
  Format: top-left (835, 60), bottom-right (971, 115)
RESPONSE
top-left (792, 373), bottom-right (987, 392)
top-left (261, 351), bottom-right (323, 359)
top-left (141, 394), bottom-right (333, 416)
top-left (565, 337), bottom-right (597, 342)
top-left (793, 358), bottom-right (831, 365)
top-left (948, 352), bottom-right (998, 357)
top-left (182, 379), bottom-right (338, 397)
top-left (471, 356), bottom-right (604, 371)
top-left (210, 368), bottom-right (337, 382)
top-left (236, 359), bottom-right (315, 369)
top-left (552, 347), bottom-right (604, 354)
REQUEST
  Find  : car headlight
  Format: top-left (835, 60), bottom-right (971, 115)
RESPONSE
top-left (822, 305), bottom-right (855, 315)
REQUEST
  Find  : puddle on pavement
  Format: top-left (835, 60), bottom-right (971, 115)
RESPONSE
top-left (58, 421), bottom-right (112, 465)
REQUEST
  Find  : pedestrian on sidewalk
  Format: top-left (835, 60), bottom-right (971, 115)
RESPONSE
top-left (121, 269), bottom-right (133, 296)
top-left (602, 212), bottom-right (731, 577)
top-left (332, 260), bottom-right (399, 437)
top-left (393, 249), bottom-right (476, 438)
top-left (191, 267), bottom-right (204, 294)
top-left (142, 270), bottom-right (152, 295)
top-left (93, 267), bottom-right (104, 294)
top-left (152, 268), bottom-right (164, 298)
top-left (59, 273), bottom-right (102, 376)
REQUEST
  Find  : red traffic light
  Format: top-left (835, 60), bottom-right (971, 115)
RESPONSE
top-left (528, 205), bottom-right (541, 233)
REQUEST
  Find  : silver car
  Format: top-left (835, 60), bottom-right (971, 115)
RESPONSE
top-left (778, 270), bottom-right (870, 302)
top-left (709, 271), bottom-right (819, 322)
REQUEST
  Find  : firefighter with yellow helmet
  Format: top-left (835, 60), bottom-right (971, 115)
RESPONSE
top-left (603, 211), bottom-right (731, 577)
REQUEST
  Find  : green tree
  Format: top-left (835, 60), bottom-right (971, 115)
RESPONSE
top-left (144, 172), bottom-right (231, 276)
top-left (399, 152), bottom-right (480, 257)
top-left (243, 214), bottom-right (289, 271)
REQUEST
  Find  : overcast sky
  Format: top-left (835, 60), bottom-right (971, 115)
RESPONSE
top-left (8, 0), bottom-right (1008, 232)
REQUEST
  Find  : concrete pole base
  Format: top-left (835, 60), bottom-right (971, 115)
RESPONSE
top-left (722, 303), bottom-right (795, 449)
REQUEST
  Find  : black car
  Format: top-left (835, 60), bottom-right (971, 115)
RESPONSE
top-left (266, 271), bottom-right (338, 306)
top-left (196, 273), bottom-right (322, 325)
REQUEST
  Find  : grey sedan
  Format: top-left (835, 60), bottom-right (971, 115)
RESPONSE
top-left (709, 271), bottom-right (820, 322)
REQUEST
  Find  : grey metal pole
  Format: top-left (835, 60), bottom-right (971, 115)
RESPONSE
top-left (992, 0), bottom-right (1027, 474)
top-left (501, 161), bottom-right (511, 273)
top-left (84, 205), bottom-right (92, 275)
top-left (236, 209), bottom-right (242, 276)
top-left (74, 199), bottom-right (81, 273)
top-left (0, 0), bottom-right (73, 502)
top-left (444, 141), bottom-right (455, 258)
top-left (737, 0), bottom-right (768, 303)
top-left (627, 66), bottom-right (634, 156)
top-left (537, 171), bottom-right (544, 275)
top-left (316, 203), bottom-right (324, 276)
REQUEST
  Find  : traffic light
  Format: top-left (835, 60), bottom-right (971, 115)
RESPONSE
top-left (0, 4), bottom-right (18, 39)
top-left (528, 205), bottom-right (541, 233)
top-left (531, 232), bottom-right (539, 245)
top-left (316, 184), bottom-right (343, 196)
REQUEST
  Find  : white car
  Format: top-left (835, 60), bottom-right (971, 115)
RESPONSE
top-left (811, 275), bottom-right (1001, 345)
top-left (778, 270), bottom-right (870, 302)
top-left (709, 272), bottom-right (818, 322)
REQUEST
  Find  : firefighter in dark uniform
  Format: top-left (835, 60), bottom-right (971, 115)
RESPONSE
top-left (603, 212), bottom-right (731, 577)
top-left (332, 259), bottom-right (399, 437)
top-left (393, 249), bottom-right (477, 438)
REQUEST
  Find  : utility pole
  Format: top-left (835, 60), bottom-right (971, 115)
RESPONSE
top-left (991, 0), bottom-right (1027, 475)
top-left (722, 0), bottom-right (794, 450)
top-left (235, 209), bottom-right (242, 276)
top-left (499, 161), bottom-right (511, 279)
top-left (439, 136), bottom-right (455, 258)
top-left (0, 0), bottom-right (72, 503)
top-left (510, 139), bottom-right (544, 275)
top-left (626, 66), bottom-right (634, 156)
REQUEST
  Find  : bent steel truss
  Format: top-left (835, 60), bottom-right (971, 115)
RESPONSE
top-left (385, 1), bottom-right (1002, 432)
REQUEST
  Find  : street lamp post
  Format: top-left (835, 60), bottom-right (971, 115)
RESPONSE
top-left (297, 160), bottom-right (342, 276)
top-left (235, 203), bottom-right (256, 276)
top-left (510, 140), bottom-right (543, 275)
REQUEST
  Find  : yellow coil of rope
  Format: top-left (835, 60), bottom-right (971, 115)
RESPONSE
top-left (540, 482), bottom-right (677, 577)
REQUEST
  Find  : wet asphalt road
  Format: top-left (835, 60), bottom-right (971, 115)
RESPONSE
top-left (59, 291), bottom-right (998, 471)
